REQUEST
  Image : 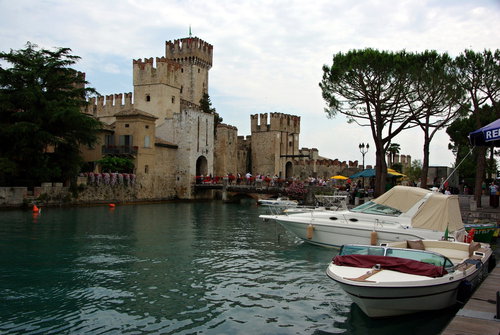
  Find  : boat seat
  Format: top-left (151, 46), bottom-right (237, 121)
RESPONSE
top-left (421, 240), bottom-right (470, 261)
top-left (385, 240), bottom-right (484, 265)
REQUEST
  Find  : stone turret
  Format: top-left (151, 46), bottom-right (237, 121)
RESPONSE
top-left (165, 37), bottom-right (213, 106)
top-left (132, 57), bottom-right (182, 124)
top-left (249, 113), bottom-right (301, 177)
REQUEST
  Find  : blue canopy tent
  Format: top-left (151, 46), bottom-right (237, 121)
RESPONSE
top-left (468, 118), bottom-right (500, 147)
top-left (349, 169), bottom-right (376, 178)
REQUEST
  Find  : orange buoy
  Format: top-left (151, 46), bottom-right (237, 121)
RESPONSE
top-left (32, 205), bottom-right (39, 213)
top-left (306, 224), bottom-right (315, 240)
top-left (370, 231), bottom-right (378, 245)
top-left (108, 203), bottom-right (116, 208)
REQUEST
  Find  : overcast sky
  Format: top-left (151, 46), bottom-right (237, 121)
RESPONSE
top-left (1, 0), bottom-right (499, 167)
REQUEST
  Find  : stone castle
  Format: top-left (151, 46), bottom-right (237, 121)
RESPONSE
top-left (81, 35), bottom-right (361, 200)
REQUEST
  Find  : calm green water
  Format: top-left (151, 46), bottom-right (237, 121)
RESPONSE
top-left (0, 201), bottom-right (457, 334)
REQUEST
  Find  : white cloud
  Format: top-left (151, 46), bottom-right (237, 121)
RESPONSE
top-left (1, 0), bottom-right (499, 167)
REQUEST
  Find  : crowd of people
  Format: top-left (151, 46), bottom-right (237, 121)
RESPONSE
top-left (195, 173), bottom-right (338, 188)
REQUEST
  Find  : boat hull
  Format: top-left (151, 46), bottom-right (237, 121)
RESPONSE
top-left (269, 213), bottom-right (444, 247)
top-left (333, 278), bottom-right (465, 317)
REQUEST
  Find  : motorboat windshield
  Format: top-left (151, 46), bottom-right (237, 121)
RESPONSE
top-left (339, 245), bottom-right (454, 271)
top-left (350, 201), bottom-right (402, 216)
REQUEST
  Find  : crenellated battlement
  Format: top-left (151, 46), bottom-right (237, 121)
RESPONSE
top-left (217, 123), bottom-right (238, 131)
top-left (133, 57), bottom-right (182, 87)
top-left (180, 99), bottom-right (201, 111)
top-left (165, 37), bottom-right (213, 69)
top-left (83, 92), bottom-right (133, 119)
top-left (250, 112), bottom-right (301, 133)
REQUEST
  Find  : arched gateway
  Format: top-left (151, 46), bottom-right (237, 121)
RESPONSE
top-left (196, 156), bottom-right (208, 176)
top-left (285, 161), bottom-right (293, 179)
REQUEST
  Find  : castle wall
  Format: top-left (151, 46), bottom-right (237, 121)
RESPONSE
top-left (214, 123), bottom-right (238, 176)
top-left (237, 136), bottom-right (251, 175)
top-left (173, 108), bottom-right (215, 198)
top-left (135, 145), bottom-right (177, 199)
top-left (84, 93), bottom-right (133, 125)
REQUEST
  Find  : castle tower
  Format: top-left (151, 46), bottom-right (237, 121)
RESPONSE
top-left (132, 57), bottom-right (182, 126)
top-left (165, 37), bottom-right (213, 106)
top-left (250, 113), bottom-right (301, 177)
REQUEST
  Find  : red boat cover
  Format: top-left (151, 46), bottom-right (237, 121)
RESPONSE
top-left (333, 255), bottom-right (447, 278)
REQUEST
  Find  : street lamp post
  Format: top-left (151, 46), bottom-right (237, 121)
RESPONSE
top-left (359, 143), bottom-right (369, 188)
top-left (359, 143), bottom-right (369, 170)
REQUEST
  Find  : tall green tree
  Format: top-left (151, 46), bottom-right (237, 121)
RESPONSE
top-left (447, 106), bottom-right (498, 190)
top-left (0, 42), bottom-right (101, 187)
top-left (408, 51), bottom-right (465, 189)
top-left (454, 49), bottom-right (500, 206)
top-left (320, 49), bottom-right (420, 196)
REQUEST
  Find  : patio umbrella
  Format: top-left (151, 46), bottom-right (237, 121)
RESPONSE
top-left (349, 169), bottom-right (376, 178)
top-left (468, 118), bottom-right (500, 147)
top-left (330, 175), bottom-right (348, 180)
top-left (350, 168), bottom-right (405, 179)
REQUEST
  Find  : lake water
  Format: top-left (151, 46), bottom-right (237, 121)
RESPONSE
top-left (0, 201), bottom-right (458, 334)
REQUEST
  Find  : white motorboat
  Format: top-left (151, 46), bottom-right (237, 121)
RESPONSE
top-left (260, 186), bottom-right (466, 247)
top-left (257, 197), bottom-right (298, 207)
top-left (326, 240), bottom-right (493, 317)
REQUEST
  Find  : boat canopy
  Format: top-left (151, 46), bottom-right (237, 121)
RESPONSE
top-left (372, 186), bottom-right (464, 232)
top-left (333, 254), bottom-right (448, 277)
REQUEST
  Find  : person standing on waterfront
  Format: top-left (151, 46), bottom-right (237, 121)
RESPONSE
top-left (489, 182), bottom-right (499, 208)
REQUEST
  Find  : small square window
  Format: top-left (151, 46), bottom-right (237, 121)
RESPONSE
top-left (125, 124), bottom-right (129, 128)
top-left (146, 95), bottom-right (151, 102)
top-left (145, 125), bottom-right (149, 129)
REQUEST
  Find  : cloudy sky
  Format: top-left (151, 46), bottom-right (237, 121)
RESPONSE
top-left (1, 0), bottom-right (499, 167)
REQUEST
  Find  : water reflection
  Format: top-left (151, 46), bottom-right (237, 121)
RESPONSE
top-left (0, 202), bottom-right (456, 334)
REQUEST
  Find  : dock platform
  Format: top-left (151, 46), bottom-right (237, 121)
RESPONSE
top-left (442, 262), bottom-right (499, 335)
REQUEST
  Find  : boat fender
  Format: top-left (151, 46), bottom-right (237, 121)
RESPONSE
top-left (457, 280), bottom-right (472, 304)
top-left (464, 259), bottom-right (482, 269)
top-left (306, 224), bottom-right (314, 240)
top-left (488, 254), bottom-right (496, 273)
top-left (370, 231), bottom-right (378, 246)
top-left (32, 205), bottom-right (39, 213)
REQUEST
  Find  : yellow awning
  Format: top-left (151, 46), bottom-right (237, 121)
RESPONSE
top-left (387, 168), bottom-right (406, 177)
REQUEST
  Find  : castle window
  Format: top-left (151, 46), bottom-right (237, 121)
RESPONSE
top-left (125, 124), bottom-right (129, 128)
top-left (144, 135), bottom-right (150, 148)
top-left (180, 86), bottom-right (183, 93)
top-left (289, 141), bottom-right (292, 147)
top-left (144, 165), bottom-right (149, 174)
top-left (171, 96), bottom-right (175, 104)
top-left (145, 125), bottom-right (149, 129)
top-left (105, 134), bottom-right (114, 146)
top-left (146, 95), bottom-right (151, 102)
top-left (181, 68), bottom-right (184, 73)
top-left (198, 68), bottom-right (200, 73)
